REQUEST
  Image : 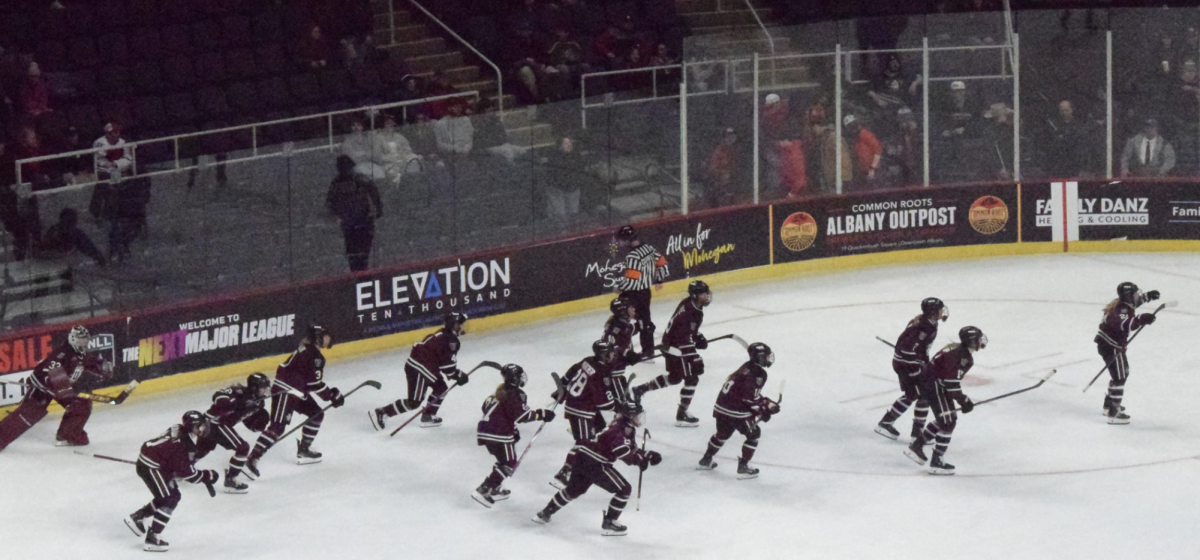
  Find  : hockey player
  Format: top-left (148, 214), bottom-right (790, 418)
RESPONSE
top-left (472, 364), bottom-right (556, 507)
top-left (124, 411), bottom-right (221, 552)
top-left (875, 298), bottom-right (947, 441)
top-left (246, 325), bottom-right (345, 476)
top-left (196, 373), bottom-right (272, 494)
top-left (0, 325), bottom-right (112, 451)
top-left (602, 297), bottom-right (640, 403)
top-left (551, 340), bottom-right (619, 489)
top-left (904, 326), bottom-right (986, 475)
top-left (370, 312), bottom-right (469, 430)
top-left (612, 225), bottom-right (669, 359)
top-left (1095, 282), bottom-right (1160, 424)
top-left (532, 400), bottom-right (662, 536)
top-left (697, 342), bottom-right (780, 479)
top-left (632, 280), bottom-right (712, 427)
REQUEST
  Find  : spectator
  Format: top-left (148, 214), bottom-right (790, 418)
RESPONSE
top-left (326, 154), bottom-right (383, 272)
top-left (407, 112), bottom-right (441, 163)
top-left (509, 22), bottom-right (554, 104)
top-left (819, 120), bottom-right (853, 194)
top-left (472, 98), bottom-right (527, 163)
top-left (297, 25), bottom-right (331, 69)
top-left (594, 22), bottom-right (633, 71)
top-left (57, 127), bottom-right (94, 185)
top-left (648, 43), bottom-right (679, 85)
top-left (981, 102), bottom-right (1016, 180)
top-left (341, 117), bottom-right (386, 183)
top-left (392, 75), bottom-right (429, 123)
top-left (1044, 100), bottom-right (1089, 179)
top-left (1120, 119), bottom-right (1176, 178)
top-left (372, 112), bottom-right (424, 185)
top-left (936, 80), bottom-right (979, 139)
top-left (107, 171), bottom-right (151, 263)
top-left (706, 127), bottom-right (742, 208)
top-left (761, 93), bottom-right (790, 141)
top-left (36, 208), bottom-right (105, 266)
top-left (423, 70), bottom-right (458, 120)
top-left (543, 136), bottom-right (585, 220)
top-left (868, 55), bottom-right (921, 112)
top-left (547, 27), bottom-right (591, 93)
top-left (16, 61), bottom-right (52, 119)
top-left (843, 114), bottom-right (883, 190)
top-left (777, 138), bottom-right (809, 199)
top-left (884, 107), bottom-right (921, 187)
top-left (93, 122), bottom-right (132, 182)
top-left (432, 101), bottom-right (474, 158)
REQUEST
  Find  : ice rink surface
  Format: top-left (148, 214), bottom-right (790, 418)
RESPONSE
top-left (5, 251), bottom-right (1200, 559)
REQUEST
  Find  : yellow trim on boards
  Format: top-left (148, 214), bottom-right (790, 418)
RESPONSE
top-left (6, 238), bottom-right (1200, 417)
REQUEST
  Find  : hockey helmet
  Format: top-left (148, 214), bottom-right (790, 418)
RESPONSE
top-left (182, 410), bottom-right (211, 438)
top-left (613, 225), bottom-right (637, 243)
top-left (610, 297), bottom-right (633, 320)
top-left (247, 373), bottom-right (271, 397)
top-left (307, 324), bottom-right (332, 349)
top-left (593, 339), bottom-right (617, 364)
top-left (959, 326), bottom-right (987, 352)
top-left (444, 312), bottom-right (469, 333)
top-left (688, 280), bottom-right (713, 306)
top-left (921, 297), bottom-right (948, 321)
top-left (620, 400), bottom-right (645, 427)
top-left (501, 364), bottom-right (527, 388)
top-left (1117, 282), bottom-right (1140, 305)
top-left (68, 325), bottom-right (91, 353)
top-left (748, 342), bottom-right (775, 368)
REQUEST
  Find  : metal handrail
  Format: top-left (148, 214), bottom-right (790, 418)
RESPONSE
top-left (404, 0), bottom-right (504, 114)
top-left (742, 0), bottom-right (775, 55)
top-left (14, 91), bottom-right (478, 195)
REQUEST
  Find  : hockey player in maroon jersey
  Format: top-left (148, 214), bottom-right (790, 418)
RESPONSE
top-left (196, 373), bottom-right (271, 494)
top-left (532, 400), bottom-right (661, 536)
top-left (370, 312), bottom-right (469, 430)
top-left (1095, 282), bottom-right (1160, 424)
top-left (875, 298), bottom-right (947, 441)
top-left (124, 411), bottom-right (221, 552)
top-left (697, 343), bottom-right (780, 479)
top-left (632, 280), bottom-right (712, 427)
top-left (246, 325), bottom-right (345, 476)
top-left (472, 364), bottom-right (556, 507)
top-left (904, 326), bottom-right (986, 475)
top-left (612, 225), bottom-right (669, 358)
top-left (550, 340), bottom-right (619, 489)
top-left (603, 297), bottom-right (640, 403)
top-left (0, 325), bottom-right (112, 451)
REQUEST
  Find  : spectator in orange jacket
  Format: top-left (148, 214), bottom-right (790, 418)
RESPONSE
top-left (843, 114), bottom-right (882, 190)
top-left (706, 127), bottom-right (740, 208)
top-left (777, 139), bottom-right (808, 198)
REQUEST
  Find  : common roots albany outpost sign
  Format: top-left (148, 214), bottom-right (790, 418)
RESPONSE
top-left (773, 184), bottom-right (1018, 263)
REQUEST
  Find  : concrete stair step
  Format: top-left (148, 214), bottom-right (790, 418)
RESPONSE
top-left (500, 109), bottom-right (534, 130)
top-left (379, 36), bottom-right (447, 58)
top-left (408, 65), bottom-right (481, 85)
top-left (378, 24), bottom-right (429, 43)
top-left (3, 288), bottom-right (108, 326)
top-left (676, 0), bottom-right (768, 14)
top-left (372, 9), bottom-right (412, 28)
top-left (404, 51), bottom-right (464, 72)
top-left (682, 9), bottom-right (771, 28)
top-left (505, 123), bottom-right (555, 149)
top-left (453, 78), bottom-right (497, 94)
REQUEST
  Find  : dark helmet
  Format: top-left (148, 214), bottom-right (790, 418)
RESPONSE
top-left (959, 326), bottom-right (987, 352)
top-left (688, 280), bottom-right (711, 297)
top-left (247, 373), bottom-right (271, 396)
top-left (593, 339), bottom-right (616, 363)
top-left (619, 399), bottom-right (645, 427)
top-left (748, 342), bottom-right (775, 368)
top-left (307, 324), bottom-right (331, 348)
top-left (501, 364), bottom-right (527, 388)
top-left (610, 297), bottom-right (631, 319)
top-left (336, 154), bottom-right (356, 176)
top-left (444, 312), bottom-right (469, 332)
top-left (1117, 282), bottom-right (1139, 305)
top-left (68, 325), bottom-right (91, 353)
top-left (182, 410), bottom-right (211, 438)
top-left (613, 225), bottom-right (637, 243)
top-left (921, 297), bottom-right (947, 320)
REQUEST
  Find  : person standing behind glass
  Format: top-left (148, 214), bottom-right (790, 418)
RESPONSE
top-left (326, 155), bottom-right (383, 272)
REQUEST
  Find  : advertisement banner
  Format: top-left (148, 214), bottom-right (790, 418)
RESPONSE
top-left (1023, 180), bottom-right (1200, 242)
top-left (0, 328), bottom-right (119, 406)
top-left (773, 184), bottom-right (1018, 263)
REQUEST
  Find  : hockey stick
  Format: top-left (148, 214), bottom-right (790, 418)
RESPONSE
top-left (707, 334), bottom-right (748, 349)
top-left (389, 361), bottom-right (502, 436)
top-left (1084, 301), bottom-right (1175, 392)
top-left (954, 369), bottom-right (1057, 411)
top-left (876, 336), bottom-right (896, 348)
top-left (276, 380), bottom-right (382, 442)
top-left (79, 380), bottom-right (140, 405)
top-left (511, 372), bottom-right (568, 475)
top-left (73, 450), bottom-right (136, 464)
top-left (636, 428), bottom-right (650, 511)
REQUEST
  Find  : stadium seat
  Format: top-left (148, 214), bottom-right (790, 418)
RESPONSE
top-left (97, 66), bottom-right (135, 98)
top-left (288, 73), bottom-right (324, 105)
top-left (127, 29), bottom-right (164, 63)
top-left (70, 70), bottom-right (99, 102)
top-left (227, 81), bottom-right (264, 116)
top-left (35, 10), bottom-right (69, 41)
top-left (350, 65), bottom-right (387, 99)
top-left (95, 0), bottom-right (131, 29)
top-left (130, 61), bottom-right (166, 94)
top-left (222, 16), bottom-right (253, 50)
top-left (99, 99), bottom-right (134, 128)
top-left (163, 55), bottom-right (200, 90)
top-left (190, 19), bottom-right (225, 54)
top-left (164, 93), bottom-right (200, 126)
top-left (194, 52), bottom-right (229, 84)
top-left (36, 41), bottom-right (68, 72)
top-left (67, 104), bottom-right (103, 135)
top-left (251, 11), bottom-right (284, 45)
top-left (256, 77), bottom-right (293, 111)
top-left (225, 48), bottom-right (260, 81)
top-left (254, 44), bottom-right (288, 77)
top-left (196, 87), bottom-right (234, 119)
top-left (318, 68), bottom-right (355, 103)
top-left (67, 37), bottom-right (102, 71)
top-left (133, 96), bottom-right (169, 132)
top-left (97, 33), bottom-right (130, 67)
top-left (162, 25), bottom-right (195, 56)
top-left (65, 3), bottom-right (96, 34)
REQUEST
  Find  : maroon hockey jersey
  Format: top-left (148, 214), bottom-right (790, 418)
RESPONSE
top-left (205, 385), bottom-right (267, 429)
top-left (1094, 300), bottom-right (1147, 349)
top-left (574, 419), bottom-right (646, 466)
top-left (713, 363), bottom-right (770, 419)
top-left (27, 342), bottom-right (108, 398)
top-left (408, 330), bottom-right (460, 379)
top-left (274, 344), bottom-right (336, 401)
top-left (138, 426), bottom-right (207, 483)
top-left (562, 357), bottom-right (615, 420)
top-left (662, 298), bottom-right (705, 355)
top-left (477, 386), bottom-right (539, 445)
top-left (893, 315), bottom-right (938, 367)
top-left (603, 316), bottom-right (637, 358)
top-left (927, 344), bottom-right (974, 400)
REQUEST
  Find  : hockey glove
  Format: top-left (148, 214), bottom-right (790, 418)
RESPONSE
top-left (330, 389), bottom-right (346, 408)
top-left (640, 450), bottom-right (663, 470)
top-left (1138, 313), bottom-right (1157, 325)
top-left (959, 397), bottom-right (974, 414)
top-left (760, 412), bottom-right (772, 423)
top-left (199, 469), bottom-right (220, 485)
top-left (539, 409), bottom-right (556, 423)
top-left (768, 401), bottom-right (781, 415)
top-left (623, 350), bottom-right (642, 365)
top-left (452, 370), bottom-right (469, 386)
top-left (1146, 290), bottom-right (1161, 302)
top-left (694, 334), bottom-right (708, 350)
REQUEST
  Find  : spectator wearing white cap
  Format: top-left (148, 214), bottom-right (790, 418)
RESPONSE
top-left (93, 123), bottom-right (132, 181)
top-left (937, 80), bottom-right (979, 139)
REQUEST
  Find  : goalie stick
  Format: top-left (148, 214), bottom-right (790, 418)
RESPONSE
top-left (276, 380), bottom-right (381, 441)
top-left (389, 361), bottom-right (503, 436)
top-left (1083, 301), bottom-right (1176, 392)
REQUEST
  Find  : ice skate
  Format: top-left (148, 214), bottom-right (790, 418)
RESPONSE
top-left (143, 533), bottom-right (169, 552)
top-left (904, 439), bottom-right (928, 466)
top-left (696, 454), bottom-right (717, 471)
top-left (532, 509), bottom-right (552, 524)
top-left (928, 456), bottom-right (955, 475)
top-left (369, 408), bottom-right (387, 431)
top-left (471, 484), bottom-right (495, 508)
top-left (736, 459), bottom-right (759, 480)
top-left (1107, 410), bottom-right (1131, 425)
top-left (489, 486), bottom-right (511, 501)
top-left (296, 441), bottom-right (323, 465)
top-left (420, 413), bottom-right (443, 428)
top-left (550, 466), bottom-right (571, 490)
top-left (675, 406), bottom-right (699, 428)
top-left (601, 515), bottom-right (627, 536)
top-left (223, 469), bottom-right (249, 494)
top-left (124, 511), bottom-right (148, 537)
top-left (244, 456), bottom-right (261, 480)
top-left (874, 422), bottom-right (900, 440)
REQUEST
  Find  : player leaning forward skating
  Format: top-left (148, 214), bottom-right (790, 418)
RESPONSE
top-left (904, 326), bottom-right (986, 475)
top-left (551, 340), bottom-right (619, 489)
top-left (247, 325), bottom-right (345, 475)
top-left (196, 373), bottom-right (272, 493)
top-left (1095, 282), bottom-right (1160, 425)
top-left (632, 280), bottom-right (713, 427)
top-left (602, 297), bottom-right (641, 402)
top-left (472, 364), bottom-right (556, 507)
top-left (532, 400), bottom-right (661, 536)
top-left (125, 411), bottom-right (221, 552)
top-left (875, 298), bottom-right (947, 441)
top-left (370, 312), bottom-right (469, 430)
top-left (697, 342), bottom-right (780, 479)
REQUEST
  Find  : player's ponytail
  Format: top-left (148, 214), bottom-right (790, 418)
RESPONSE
top-left (1103, 298), bottom-right (1120, 314)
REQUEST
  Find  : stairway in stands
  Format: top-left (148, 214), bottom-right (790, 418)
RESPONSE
top-left (368, 0), bottom-right (555, 150)
top-left (677, 0), bottom-right (815, 90)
